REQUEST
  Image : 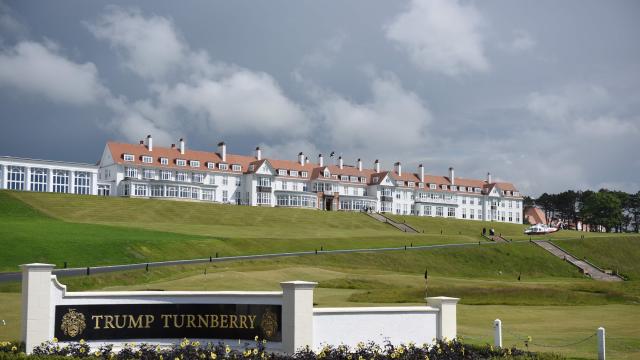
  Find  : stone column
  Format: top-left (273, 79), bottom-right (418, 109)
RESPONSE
top-left (426, 296), bottom-right (460, 340)
top-left (47, 168), bottom-right (54, 192)
top-left (69, 171), bottom-right (75, 194)
top-left (24, 167), bottom-right (31, 191)
top-left (281, 281), bottom-right (317, 354)
top-left (0, 164), bottom-right (6, 189)
top-left (21, 263), bottom-right (55, 353)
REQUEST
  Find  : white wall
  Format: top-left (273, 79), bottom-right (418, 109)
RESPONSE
top-left (313, 307), bottom-right (438, 348)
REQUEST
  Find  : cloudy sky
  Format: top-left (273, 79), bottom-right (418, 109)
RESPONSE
top-left (0, 0), bottom-right (638, 196)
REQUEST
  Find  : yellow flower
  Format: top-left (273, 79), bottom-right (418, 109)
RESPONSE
top-left (159, 355), bottom-right (163, 360)
top-left (359, 356), bottom-right (365, 360)
top-left (211, 352), bottom-right (217, 359)
top-left (225, 346), bottom-right (231, 354)
top-left (253, 349), bottom-right (258, 355)
top-left (94, 351), bottom-right (101, 357)
top-left (254, 336), bottom-right (259, 342)
top-left (194, 341), bottom-right (200, 347)
top-left (52, 338), bottom-right (58, 343)
top-left (80, 348), bottom-right (86, 353)
top-left (262, 340), bottom-right (266, 345)
top-left (11, 346), bottom-right (18, 352)
top-left (175, 357), bottom-right (180, 360)
top-left (200, 353), bottom-right (206, 359)
top-left (347, 355), bottom-right (352, 360)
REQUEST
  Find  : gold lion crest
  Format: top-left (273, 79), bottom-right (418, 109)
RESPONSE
top-left (260, 309), bottom-right (278, 339)
top-left (61, 309), bottom-right (86, 338)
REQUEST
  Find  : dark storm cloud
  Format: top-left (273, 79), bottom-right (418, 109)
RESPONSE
top-left (0, 0), bottom-right (638, 196)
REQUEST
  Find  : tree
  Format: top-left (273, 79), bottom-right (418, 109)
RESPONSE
top-left (627, 191), bottom-right (640, 233)
top-left (580, 191), bottom-right (624, 232)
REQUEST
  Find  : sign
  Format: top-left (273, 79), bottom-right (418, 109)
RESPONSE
top-left (54, 304), bottom-right (281, 342)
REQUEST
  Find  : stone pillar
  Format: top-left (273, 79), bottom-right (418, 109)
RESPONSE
top-left (0, 164), bottom-right (6, 189)
top-left (47, 168), bottom-right (53, 192)
top-left (21, 263), bottom-right (55, 353)
top-left (24, 167), bottom-right (31, 191)
top-left (91, 172), bottom-right (98, 195)
top-left (69, 171), bottom-right (75, 194)
top-left (598, 327), bottom-right (605, 360)
top-left (494, 319), bottom-right (502, 348)
top-left (281, 281), bottom-right (317, 354)
top-left (426, 296), bottom-right (460, 340)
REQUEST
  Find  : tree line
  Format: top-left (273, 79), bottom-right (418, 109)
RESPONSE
top-left (524, 189), bottom-right (640, 233)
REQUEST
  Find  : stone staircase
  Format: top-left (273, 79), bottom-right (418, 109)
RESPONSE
top-left (365, 212), bottom-right (419, 233)
top-left (533, 240), bottom-right (623, 281)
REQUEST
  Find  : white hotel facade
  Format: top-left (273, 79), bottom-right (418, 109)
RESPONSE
top-left (0, 135), bottom-right (523, 223)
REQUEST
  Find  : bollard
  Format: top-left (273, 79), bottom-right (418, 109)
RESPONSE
top-left (86, 267), bottom-right (90, 276)
top-left (145, 264), bottom-right (149, 272)
top-left (63, 262), bottom-right (67, 269)
top-left (597, 327), bottom-right (605, 360)
top-left (494, 319), bottom-right (502, 348)
top-left (210, 256), bottom-right (212, 262)
top-left (315, 249), bottom-right (317, 255)
top-left (404, 245), bottom-right (407, 250)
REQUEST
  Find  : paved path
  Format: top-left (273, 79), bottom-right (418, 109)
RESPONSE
top-left (0, 240), bottom-right (500, 283)
top-left (365, 212), bottom-right (419, 233)
top-left (533, 240), bottom-right (623, 281)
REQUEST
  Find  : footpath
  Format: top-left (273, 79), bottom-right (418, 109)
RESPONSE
top-left (533, 240), bottom-right (623, 281)
top-left (365, 212), bottom-right (419, 233)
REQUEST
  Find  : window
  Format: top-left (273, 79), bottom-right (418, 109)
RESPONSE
top-left (441, 185), bottom-right (447, 190)
top-left (290, 170), bottom-right (298, 177)
top-left (7, 166), bottom-right (25, 190)
top-left (259, 177), bottom-right (271, 187)
top-left (350, 176), bottom-right (357, 182)
top-left (462, 197), bottom-right (467, 204)
top-left (218, 163), bottom-right (228, 170)
top-left (30, 168), bottom-right (48, 192)
top-left (235, 177), bottom-right (241, 186)
top-left (451, 185), bottom-right (457, 191)
top-left (160, 157), bottom-right (169, 165)
top-left (176, 159), bottom-right (187, 166)
top-left (424, 205), bottom-right (431, 216)
top-left (475, 187), bottom-right (481, 193)
top-left (470, 209), bottom-right (475, 219)
top-left (341, 175), bottom-right (349, 181)
top-left (257, 192), bottom-right (270, 205)
top-left (176, 172), bottom-right (188, 182)
top-left (278, 169), bottom-right (287, 176)
top-left (207, 162), bottom-right (215, 169)
top-left (509, 200), bottom-right (513, 208)
top-left (161, 170), bottom-right (172, 181)
top-left (396, 181), bottom-right (404, 186)
top-left (191, 188), bottom-right (200, 200)
top-left (232, 164), bottom-right (241, 172)
top-left (436, 206), bottom-right (443, 217)
top-left (222, 190), bottom-right (228, 203)
top-left (448, 207), bottom-right (455, 217)
top-left (52, 170), bottom-right (69, 193)
top-left (151, 185), bottom-right (164, 197)
top-left (360, 177), bottom-right (367, 183)
top-left (134, 184), bottom-right (147, 196)
top-left (125, 167), bottom-right (138, 178)
top-left (462, 208), bottom-right (467, 219)
top-left (98, 184), bottom-right (110, 196)
top-left (123, 154), bottom-right (134, 162)
top-left (202, 190), bottom-right (214, 201)
top-left (143, 169), bottom-right (155, 179)
top-left (516, 213), bottom-right (520, 223)
top-left (190, 160), bottom-right (200, 168)
top-left (301, 171), bottom-right (308, 178)
top-left (222, 175), bottom-right (229, 185)
top-left (430, 184), bottom-right (437, 190)
top-left (180, 186), bottom-right (190, 198)
top-left (408, 182), bottom-right (415, 187)
top-left (166, 186), bottom-right (178, 197)
top-left (74, 172), bottom-right (91, 194)
top-left (142, 156), bottom-right (152, 164)
top-left (373, 176), bottom-right (379, 183)
top-left (478, 210), bottom-right (483, 220)
top-left (323, 170), bottom-right (330, 178)
top-left (509, 212), bottom-right (513, 222)
top-left (193, 173), bottom-right (204, 183)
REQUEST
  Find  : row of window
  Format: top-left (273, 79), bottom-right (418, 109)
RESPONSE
top-left (2, 166), bottom-right (91, 194)
top-left (123, 154), bottom-right (241, 172)
top-left (276, 169), bottom-right (309, 178)
top-left (276, 194), bottom-right (318, 208)
top-left (339, 199), bottom-right (377, 211)
top-left (125, 167), bottom-right (240, 186)
top-left (123, 183), bottom-right (217, 202)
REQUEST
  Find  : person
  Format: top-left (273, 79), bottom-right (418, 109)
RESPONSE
top-left (482, 227), bottom-right (486, 236)
top-left (490, 228), bottom-right (495, 236)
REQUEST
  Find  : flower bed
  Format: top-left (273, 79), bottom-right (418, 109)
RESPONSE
top-left (0, 339), bottom-right (563, 360)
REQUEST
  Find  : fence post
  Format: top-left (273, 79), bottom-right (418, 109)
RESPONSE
top-left (494, 319), bottom-right (502, 348)
top-left (597, 327), bottom-right (605, 360)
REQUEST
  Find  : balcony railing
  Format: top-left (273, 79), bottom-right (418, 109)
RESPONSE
top-left (256, 185), bottom-right (272, 193)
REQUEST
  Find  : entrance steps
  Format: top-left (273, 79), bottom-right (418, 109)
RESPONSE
top-left (533, 240), bottom-right (623, 281)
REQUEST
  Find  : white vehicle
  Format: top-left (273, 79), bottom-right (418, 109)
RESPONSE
top-left (524, 223), bottom-right (559, 235)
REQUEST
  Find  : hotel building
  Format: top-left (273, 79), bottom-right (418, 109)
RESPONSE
top-left (0, 135), bottom-right (523, 223)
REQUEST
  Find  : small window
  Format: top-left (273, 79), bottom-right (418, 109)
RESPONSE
top-left (218, 163), bottom-right (228, 170)
top-left (430, 184), bottom-right (437, 190)
top-left (323, 170), bottom-right (330, 178)
top-left (396, 181), bottom-right (404, 186)
top-left (350, 176), bottom-right (357, 182)
top-left (360, 177), bottom-right (367, 183)
top-left (207, 162), bottom-right (215, 169)
top-left (278, 169), bottom-right (287, 176)
top-left (451, 185), bottom-right (457, 191)
top-left (160, 157), bottom-right (168, 165)
top-left (341, 175), bottom-right (349, 181)
top-left (176, 159), bottom-right (187, 166)
top-left (301, 171), bottom-right (308, 178)
top-left (408, 182), bottom-right (415, 187)
top-left (475, 187), bottom-right (481, 193)
top-left (232, 164), bottom-right (241, 172)
top-left (142, 156), bottom-right (152, 164)
top-left (290, 170), bottom-right (298, 177)
top-left (249, 164), bottom-right (255, 171)
top-left (332, 174), bottom-right (338, 180)
top-left (441, 185), bottom-right (447, 190)
top-left (123, 154), bottom-right (134, 162)
top-left (373, 176), bottom-right (379, 183)
top-left (190, 160), bottom-right (200, 168)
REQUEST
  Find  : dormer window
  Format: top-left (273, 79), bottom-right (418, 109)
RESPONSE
top-left (418, 182), bottom-right (424, 188)
top-left (142, 156), bottom-right (152, 164)
top-left (373, 176), bottom-right (379, 183)
top-left (290, 170), bottom-right (298, 177)
top-left (441, 185), bottom-right (447, 190)
top-left (475, 187), bottom-right (481, 193)
top-left (123, 154), bottom-right (134, 162)
top-left (301, 171), bottom-right (308, 178)
top-left (341, 175), bottom-right (349, 181)
top-left (249, 164), bottom-right (255, 171)
top-left (451, 185), bottom-right (457, 191)
top-left (323, 170), bottom-right (330, 178)
top-left (430, 183), bottom-right (437, 189)
top-left (332, 175), bottom-right (338, 180)
top-left (396, 181), bottom-right (404, 186)
top-left (360, 177), bottom-right (367, 183)
top-left (408, 182), bottom-right (415, 187)
top-left (218, 163), bottom-right (228, 170)
top-left (278, 169), bottom-right (287, 176)
top-left (514, 191), bottom-right (520, 196)
top-left (207, 162), bottom-right (215, 169)
top-left (190, 160), bottom-right (200, 168)
top-left (176, 159), bottom-right (187, 167)
top-left (160, 157), bottom-right (169, 165)
top-left (350, 176), bottom-right (357, 182)
top-left (232, 164), bottom-right (241, 172)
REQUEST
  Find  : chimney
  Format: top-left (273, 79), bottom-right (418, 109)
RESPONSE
top-left (357, 158), bottom-right (362, 171)
top-left (449, 167), bottom-right (455, 185)
top-left (374, 159), bottom-right (380, 173)
top-left (255, 147), bottom-right (262, 160)
top-left (306, 156), bottom-right (309, 164)
top-left (338, 156), bottom-right (343, 169)
top-left (298, 152), bottom-right (305, 166)
top-left (487, 172), bottom-right (492, 184)
top-left (218, 142), bottom-right (227, 162)
top-left (395, 162), bottom-right (402, 176)
top-left (318, 154), bottom-right (324, 167)
top-left (179, 138), bottom-right (185, 155)
top-left (419, 164), bottom-right (425, 183)
top-left (146, 135), bottom-right (153, 151)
